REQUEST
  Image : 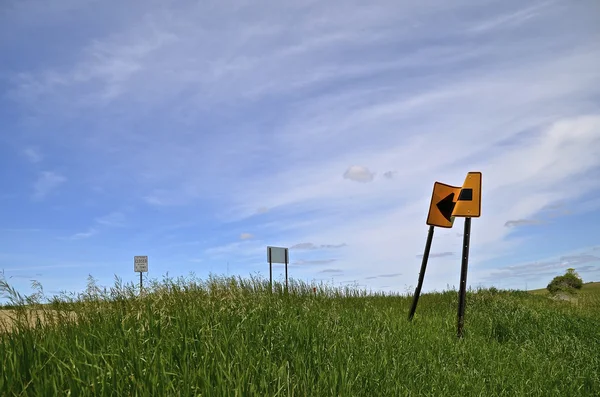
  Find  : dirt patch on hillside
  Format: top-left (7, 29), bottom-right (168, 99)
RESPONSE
top-left (0, 309), bottom-right (77, 333)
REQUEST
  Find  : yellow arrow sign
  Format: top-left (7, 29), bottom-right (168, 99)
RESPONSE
top-left (426, 172), bottom-right (482, 227)
top-left (426, 182), bottom-right (461, 228)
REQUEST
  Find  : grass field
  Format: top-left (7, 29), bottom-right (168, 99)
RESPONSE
top-left (1, 275), bottom-right (599, 396)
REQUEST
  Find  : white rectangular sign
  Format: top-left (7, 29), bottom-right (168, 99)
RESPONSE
top-left (267, 246), bottom-right (288, 264)
top-left (134, 256), bottom-right (148, 272)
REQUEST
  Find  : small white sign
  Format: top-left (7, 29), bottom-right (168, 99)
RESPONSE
top-left (134, 256), bottom-right (148, 272)
top-left (267, 246), bottom-right (288, 264)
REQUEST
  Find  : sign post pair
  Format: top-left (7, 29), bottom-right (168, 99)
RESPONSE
top-left (408, 172), bottom-right (482, 338)
top-left (267, 246), bottom-right (289, 293)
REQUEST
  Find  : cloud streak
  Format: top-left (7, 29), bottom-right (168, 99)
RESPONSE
top-left (504, 219), bottom-right (545, 227)
top-left (66, 229), bottom-right (97, 240)
top-left (95, 212), bottom-right (126, 227)
top-left (293, 259), bottom-right (337, 266)
top-left (416, 252), bottom-right (454, 259)
top-left (32, 171), bottom-right (66, 200)
top-left (290, 243), bottom-right (347, 250)
top-left (319, 269), bottom-right (344, 274)
top-left (23, 147), bottom-right (43, 163)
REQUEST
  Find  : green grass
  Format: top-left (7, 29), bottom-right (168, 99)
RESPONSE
top-left (1, 274), bottom-right (599, 396)
top-left (529, 281), bottom-right (600, 295)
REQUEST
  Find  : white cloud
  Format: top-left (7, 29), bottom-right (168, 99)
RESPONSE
top-left (343, 165), bottom-right (375, 183)
top-left (240, 233), bottom-right (254, 240)
top-left (66, 229), bottom-right (97, 240)
top-left (95, 211), bottom-right (125, 227)
top-left (23, 147), bottom-right (43, 163)
top-left (32, 171), bottom-right (66, 200)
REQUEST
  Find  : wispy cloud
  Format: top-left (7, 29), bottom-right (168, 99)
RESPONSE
top-left (482, 252), bottom-right (600, 282)
top-left (204, 240), bottom-right (261, 257)
top-left (319, 269), bottom-right (344, 274)
top-left (504, 219), bottom-right (545, 227)
top-left (163, 240), bottom-right (203, 249)
top-left (290, 243), bottom-right (347, 250)
top-left (3, 274), bottom-right (43, 280)
top-left (293, 259), bottom-right (337, 266)
top-left (65, 229), bottom-right (97, 240)
top-left (560, 254), bottom-right (600, 266)
top-left (416, 252), bottom-right (454, 259)
top-left (32, 171), bottom-right (66, 200)
top-left (2, 264), bottom-right (87, 272)
top-left (364, 273), bottom-right (402, 279)
top-left (95, 211), bottom-right (126, 227)
top-left (240, 233), bottom-right (254, 240)
top-left (23, 147), bottom-right (43, 163)
top-left (378, 273), bottom-right (402, 278)
top-left (468, 2), bottom-right (554, 34)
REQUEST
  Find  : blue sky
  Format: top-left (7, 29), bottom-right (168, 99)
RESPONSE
top-left (1, 0), bottom-right (600, 299)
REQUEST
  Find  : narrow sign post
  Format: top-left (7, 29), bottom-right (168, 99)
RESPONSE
top-left (134, 256), bottom-right (148, 295)
top-left (457, 217), bottom-right (471, 338)
top-left (285, 248), bottom-right (289, 293)
top-left (451, 172), bottom-right (481, 338)
top-left (408, 225), bottom-right (435, 321)
top-left (269, 255), bottom-right (273, 292)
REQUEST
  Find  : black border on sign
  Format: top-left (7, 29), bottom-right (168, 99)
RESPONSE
top-left (426, 181), bottom-right (461, 228)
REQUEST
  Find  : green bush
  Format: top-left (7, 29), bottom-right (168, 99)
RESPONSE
top-left (547, 268), bottom-right (583, 295)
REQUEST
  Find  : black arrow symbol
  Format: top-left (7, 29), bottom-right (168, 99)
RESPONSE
top-left (436, 193), bottom-right (456, 223)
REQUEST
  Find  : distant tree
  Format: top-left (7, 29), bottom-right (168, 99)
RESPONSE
top-left (546, 268), bottom-right (583, 295)
top-left (565, 268), bottom-right (581, 280)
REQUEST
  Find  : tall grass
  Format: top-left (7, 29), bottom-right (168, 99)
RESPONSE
top-left (1, 274), bottom-right (599, 396)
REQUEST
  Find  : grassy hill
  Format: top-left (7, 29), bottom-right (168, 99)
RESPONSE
top-left (1, 275), bottom-right (599, 396)
top-left (528, 281), bottom-right (600, 295)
